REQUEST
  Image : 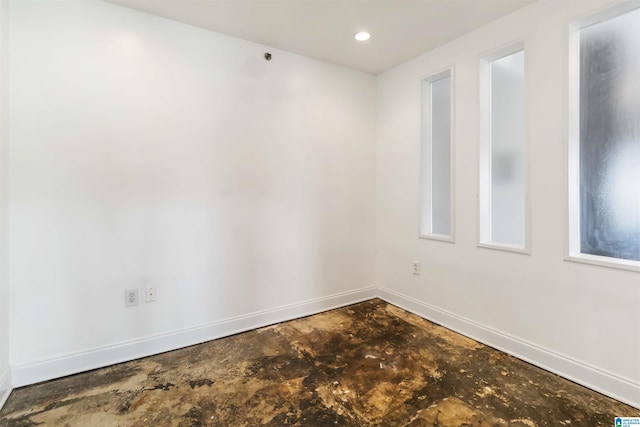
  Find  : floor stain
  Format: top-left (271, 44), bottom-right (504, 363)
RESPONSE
top-left (1, 299), bottom-right (638, 426)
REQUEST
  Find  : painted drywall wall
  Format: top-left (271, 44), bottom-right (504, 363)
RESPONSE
top-left (376, 0), bottom-right (640, 406)
top-left (8, 0), bottom-right (375, 371)
top-left (0, 0), bottom-right (10, 407)
top-left (6, 0), bottom-right (638, 411)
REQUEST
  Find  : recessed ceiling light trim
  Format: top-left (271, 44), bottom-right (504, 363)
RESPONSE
top-left (354, 31), bottom-right (371, 41)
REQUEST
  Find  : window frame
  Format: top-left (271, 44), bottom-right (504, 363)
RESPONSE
top-left (419, 66), bottom-right (456, 243)
top-left (566, 1), bottom-right (640, 272)
top-left (478, 41), bottom-right (531, 255)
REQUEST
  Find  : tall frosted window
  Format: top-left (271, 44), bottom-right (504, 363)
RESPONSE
top-left (571, 6), bottom-right (640, 264)
top-left (480, 48), bottom-right (526, 250)
top-left (420, 70), bottom-right (453, 240)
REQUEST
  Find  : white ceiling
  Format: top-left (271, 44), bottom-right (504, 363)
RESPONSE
top-left (104, 0), bottom-right (535, 75)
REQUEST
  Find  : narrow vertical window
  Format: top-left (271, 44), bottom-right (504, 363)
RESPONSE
top-left (569, 5), bottom-right (640, 269)
top-left (479, 45), bottom-right (527, 251)
top-left (420, 69), bottom-right (454, 241)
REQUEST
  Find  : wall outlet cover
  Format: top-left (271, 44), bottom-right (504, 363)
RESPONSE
top-left (125, 289), bottom-right (138, 307)
top-left (412, 261), bottom-right (421, 275)
top-left (145, 287), bottom-right (156, 303)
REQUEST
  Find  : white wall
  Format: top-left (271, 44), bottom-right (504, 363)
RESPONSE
top-left (0, 0), bottom-right (10, 407)
top-left (8, 0), bottom-right (375, 375)
top-left (377, 0), bottom-right (640, 407)
top-left (6, 0), bottom-right (639, 411)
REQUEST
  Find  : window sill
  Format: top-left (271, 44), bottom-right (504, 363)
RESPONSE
top-left (419, 234), bottom-right (455, 244)
top-left (565, 253), bottom-right (640, 273)
top-left (477, 242), bottom-right (530, 255)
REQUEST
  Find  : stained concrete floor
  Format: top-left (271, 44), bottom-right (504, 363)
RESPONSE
top-left (1, 299), bottom-right (638, 426)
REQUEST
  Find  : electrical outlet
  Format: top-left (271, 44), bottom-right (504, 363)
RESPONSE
top-left (412, 261), bottom-right (421, 275)
top-left (125, 289), bottom-right (138, 307)
top-left (145, 287), bottom-right (156, 303)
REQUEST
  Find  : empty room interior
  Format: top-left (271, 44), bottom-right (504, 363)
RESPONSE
top-left (1, 0), bottom-right (640, 425)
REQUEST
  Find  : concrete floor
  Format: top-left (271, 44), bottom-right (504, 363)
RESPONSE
top-left (1, 299), bottom-right (638, 426)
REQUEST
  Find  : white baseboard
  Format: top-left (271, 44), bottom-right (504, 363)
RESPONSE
top-left (11, 286), bottom-right (377, 388)
top-left (0, 368), bottom-right (11, 412)
top-left (377, 286), bottom-right (640, 410)
top-left (8, 285), bottom-right (640, 411)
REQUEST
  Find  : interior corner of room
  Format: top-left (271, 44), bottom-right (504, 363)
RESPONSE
top-left (0, 0), bottom-right (639, 415)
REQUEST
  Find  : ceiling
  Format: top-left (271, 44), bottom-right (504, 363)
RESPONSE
top-left (104, 0), bottom-right (535, 75)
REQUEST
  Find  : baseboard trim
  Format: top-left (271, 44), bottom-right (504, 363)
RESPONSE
top-left (377, 286), bottom-right (640, 410)
top-left (0, 368), bottom-right (11, 411)
top-left (8, 285), bottom-right (640, 410)
top-left (11, 286), bottom-right (377, 388)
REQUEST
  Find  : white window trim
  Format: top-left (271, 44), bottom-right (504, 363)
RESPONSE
top-left (478, 40), bottom-right (531, 255)
top-left (419, 66), bottom-right (456, 243)
top-left (566, 0), bottom-right (640, 273)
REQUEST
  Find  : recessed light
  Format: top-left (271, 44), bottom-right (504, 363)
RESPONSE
top-left (354, 31), bottom-right (371, 42)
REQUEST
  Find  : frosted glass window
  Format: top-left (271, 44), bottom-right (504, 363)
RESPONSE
top-left (576, 8), bottom-right (640, 262)
top-left (420, 70), bottom-right (453, 240)
top-left (480, 49), bottom-right (526, 249)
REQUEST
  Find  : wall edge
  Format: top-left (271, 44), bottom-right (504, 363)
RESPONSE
top-left (0, 368), bottom-right (11, 411)
top-left (377, 286), bottom-right (640, 410)
top-left (11, 286), bottom-right (377, 387)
